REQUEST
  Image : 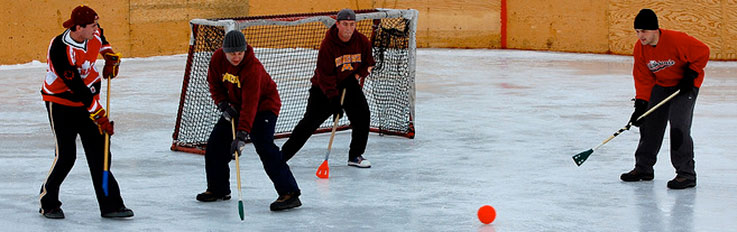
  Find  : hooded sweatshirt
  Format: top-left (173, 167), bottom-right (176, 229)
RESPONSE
top-left (311, 24), bottom-right (375, 99)
top-left (207, 46), bottom-right (281, 133)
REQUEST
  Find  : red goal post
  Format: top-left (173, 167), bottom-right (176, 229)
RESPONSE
top-left (172, 9), bottom-right (418, 154)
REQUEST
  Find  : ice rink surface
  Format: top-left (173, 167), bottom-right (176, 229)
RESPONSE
top-left (1, 49), bottom-right (736, 231)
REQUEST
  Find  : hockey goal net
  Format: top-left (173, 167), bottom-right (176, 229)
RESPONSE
top-left (172, 9), bottom-right (418, 154)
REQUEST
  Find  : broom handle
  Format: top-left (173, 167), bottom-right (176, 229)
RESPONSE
top-left (592, 89), bottom-right (681, 151)
top-left (103, 77), bottom-right (111, 171)
top-left (324, 89), bottom-right (347, 160)
top-left (231, 120), bottom-right (243, 200)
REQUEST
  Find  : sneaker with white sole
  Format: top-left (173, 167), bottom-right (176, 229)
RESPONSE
top-left (348, 156), bottom-right (372, 168)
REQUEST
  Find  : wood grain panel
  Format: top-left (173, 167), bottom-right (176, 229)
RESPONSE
top-left (608, 0), bottom-right (722, 59)
top-left (0, 1), bottom-right (129, 64)
top-left (720, 0), bottom-right (737, 59)
top-left (129, 0), bottom-right (250, 57)
top-left (374, 0), bottom-right (501, 48)
top-left (507, 0), bottom-right (609, 53)
top-left (248, 0), bottom-right (369, 16)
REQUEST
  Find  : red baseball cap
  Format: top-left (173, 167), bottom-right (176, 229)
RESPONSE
top-left (63, 5), bottom-right (98, 28)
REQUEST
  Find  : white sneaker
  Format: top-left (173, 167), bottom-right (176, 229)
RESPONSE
top-left (347, 156), bottom-right (372, 168)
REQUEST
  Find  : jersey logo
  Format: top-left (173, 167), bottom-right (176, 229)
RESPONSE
top-left (79, 61), bottom-right (92, 79)
top-left (647, 59), bottom-right (675, 73)
top-left (222, 73), bottom-right (241, 88)
top-left (335, 54), bottom-right (361, 72)
top-left (63, 70), bottom-right (75, 80)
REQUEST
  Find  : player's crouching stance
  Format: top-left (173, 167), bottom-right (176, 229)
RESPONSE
top-left (197, 30), bottom-right (302, 211)
top-left (620, 9), bottom-right (709, 189)
top-left (281, 9), bottom-right (376, 168)
top-left (39, 5), bottom-right (132, 219)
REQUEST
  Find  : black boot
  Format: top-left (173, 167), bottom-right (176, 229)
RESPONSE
top-left (40, 207), bottom-right (65, 219)
top-left (196, 191), bottom-right (231, 202)
top-left (667, 177), bottom-right (696, 189)
top-left (620, 169), bottom-right (654, 182)
top-left (101, 206), bottom-right (134, 218)
top-left (270, 191), bottom-right (302, 211)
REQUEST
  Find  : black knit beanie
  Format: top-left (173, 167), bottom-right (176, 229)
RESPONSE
top-left (634, 9), bottom-right (658, 30)
top-left (223, 30), bottom-right (246, 53)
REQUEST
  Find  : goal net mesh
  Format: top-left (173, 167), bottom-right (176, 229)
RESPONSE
top-left (172, 9), bottom-right (417, 154)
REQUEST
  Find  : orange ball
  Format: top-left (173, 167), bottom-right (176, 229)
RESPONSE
top-left (477, 205), bottom-right (496, 224)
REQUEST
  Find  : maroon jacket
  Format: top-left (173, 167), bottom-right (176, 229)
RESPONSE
top-left (207, 46), bottom-right (281, 133)
top-left (311, 24), bottom-right (375, 99)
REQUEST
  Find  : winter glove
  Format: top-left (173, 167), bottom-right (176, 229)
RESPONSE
top-left (629, 99), bottom-right (649, 127)
top-left (679, 67), bottom-right (698, 95)
top-left (102, 52), bottom-right (121, 79)
top-left (90, 108), bottom-right (115, 135)
top-left (218, 101), bottom-right (239, 122)
top-left (329, 96), bottom-right (344, 119)
top-left (230, 130), bottom-right (249, 159)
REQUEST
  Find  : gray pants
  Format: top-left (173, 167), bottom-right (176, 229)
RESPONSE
top-left (634, 85), bottom-right (698, 180)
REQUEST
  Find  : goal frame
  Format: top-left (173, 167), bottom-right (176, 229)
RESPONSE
top-left (171, 8), bottom-right (418, 154)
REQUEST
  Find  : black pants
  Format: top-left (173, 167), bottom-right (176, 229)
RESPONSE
top-left (634, 85), bottom-right (698, 180)
top-left (281, 81), bottom-right (370, 162)
top-left (205, 111), bottom-right (299, 196)
top-left (39, 102), bottom-right (126, 213)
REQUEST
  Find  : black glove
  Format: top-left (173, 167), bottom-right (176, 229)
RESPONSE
top-left (679, 67), bottom-right (697, 95)
top-left (329, 96), bottom-right (344, 119)
top-left (218, 101), bottom-right (238, 122)
top-left (629, 99), bottom-right (649, 127)
top-left (230, 130), bottom-right (249, 159)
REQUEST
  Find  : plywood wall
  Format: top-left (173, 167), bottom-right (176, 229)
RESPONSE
top-left (608, 0), bottom-right (737, 59)
top-left (507, 0), bottom-right (609, 53)
top-left (0, 1), bottom-right (128, 65)
top-left (129, 0), bottom-right (250, 58)
top-left (248, 0), bottom-right (370, 15)
top-left (373, 0), bottom-right (502, 48)
top-left (2, 0), bottom-right (737, 65)
top-left (249, 0), bottom-right (502, 48)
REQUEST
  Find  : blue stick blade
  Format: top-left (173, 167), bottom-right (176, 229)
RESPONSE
top-left (102, 171), bottom-right (110, 196)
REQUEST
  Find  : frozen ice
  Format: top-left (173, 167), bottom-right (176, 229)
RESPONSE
top-left (1, 49), bottom-right (736, 231)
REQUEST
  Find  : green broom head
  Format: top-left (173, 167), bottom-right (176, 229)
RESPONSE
top-left (572, 149), bottom-right (593, 166)
top-left (238, 201), bottom-right (244, 220)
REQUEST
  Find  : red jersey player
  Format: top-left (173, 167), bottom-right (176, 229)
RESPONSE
top-left (39, 5), bottom-right (132, 219)
top-left (620, 9), bottom-right (709, 189)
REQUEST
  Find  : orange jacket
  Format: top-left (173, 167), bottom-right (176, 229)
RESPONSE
top-left (632, 29), bottom-right (710, 101)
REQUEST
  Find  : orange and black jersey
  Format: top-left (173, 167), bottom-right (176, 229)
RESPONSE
top-left (41, 27), bottom-right (113, 113)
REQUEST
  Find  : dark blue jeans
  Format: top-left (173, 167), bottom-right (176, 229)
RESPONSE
top-left (204, 111), bottom-right (299, 195)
